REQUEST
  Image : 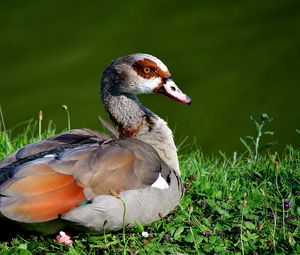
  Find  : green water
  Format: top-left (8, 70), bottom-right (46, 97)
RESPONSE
top-left (1, 0), bottom-right (300, 153)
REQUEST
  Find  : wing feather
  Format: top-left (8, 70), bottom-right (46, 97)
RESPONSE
top-left (0, 136), bottom-right (165, 224)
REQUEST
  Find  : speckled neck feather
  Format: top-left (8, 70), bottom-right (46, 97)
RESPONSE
top-left (101, 64), bottom-right (179, 172)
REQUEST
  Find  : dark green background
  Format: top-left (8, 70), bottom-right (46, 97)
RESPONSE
top-left (1, 1), bottom-right (299, 153)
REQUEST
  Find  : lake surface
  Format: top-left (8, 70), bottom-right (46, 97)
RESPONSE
top-left (1, 1), bottom-right (300, 154)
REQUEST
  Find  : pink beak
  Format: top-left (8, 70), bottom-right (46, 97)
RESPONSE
top-left (158, 79), bottom-right (192, 105)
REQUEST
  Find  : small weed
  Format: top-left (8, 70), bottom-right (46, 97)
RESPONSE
top-left (240, 113), bottom-right (277, 162)
top-left (0, 104), bottom-right (9, 156)
top-left (62, 105), bottom-right (71, 131)
top-left (38, 110), bottom-right (43, 140)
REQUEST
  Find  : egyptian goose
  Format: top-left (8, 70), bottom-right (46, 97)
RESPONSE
top-left (0, 53), bottom-right (191, 234)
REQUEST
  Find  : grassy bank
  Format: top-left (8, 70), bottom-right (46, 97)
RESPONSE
top-left (0, 120), bottom-right (299, 254)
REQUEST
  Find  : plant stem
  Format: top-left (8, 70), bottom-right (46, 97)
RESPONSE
top-left (254, 124), bottom-right (262, 162)
top-left (103, 219), bottom-right (108, 248)
top-left (62, 105), bottom-right (71, 130)
top-left (272, 208), bottom-right (277, 254)
top-left (274, 163), bottom-right (286, 240)
top-left (38, 110), bottom-right (43, 140)
top-left (240, 205), bottom-right (245, 255)
top-left (187, 207), bottom-right (200, 255)
top-left (119, 197), bottom-right (127, 254)
top-left (66, 110), bottom-right (70, 130)
top-left (0, 104), bottom-right (8, 156)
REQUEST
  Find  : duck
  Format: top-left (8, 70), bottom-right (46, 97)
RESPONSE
top-left (0, 53), bottom-right (191, 234)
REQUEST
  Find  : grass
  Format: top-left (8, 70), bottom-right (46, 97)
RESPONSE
top-left (0, 117), bottom-right (300, 254)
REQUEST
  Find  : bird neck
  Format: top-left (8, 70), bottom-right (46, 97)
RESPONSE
top-left (101, 83), bottom-right (179, 173)
top-left (102, 92), bottom-right (147, 137)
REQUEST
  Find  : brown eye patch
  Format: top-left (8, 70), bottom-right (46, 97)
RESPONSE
top-left (132, 58), bottom-right (170, 79)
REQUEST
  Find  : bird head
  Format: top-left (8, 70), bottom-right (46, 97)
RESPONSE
top-left (102, 53), bottom-right (191, 104)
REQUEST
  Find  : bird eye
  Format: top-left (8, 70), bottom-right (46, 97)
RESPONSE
top-left (143, 67), bottom-right (151, 74)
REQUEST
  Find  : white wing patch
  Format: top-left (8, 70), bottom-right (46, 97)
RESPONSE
top-left (151, 173), bottom-right (169, 189)
top-left (43, 154), bottom-right (56, 158)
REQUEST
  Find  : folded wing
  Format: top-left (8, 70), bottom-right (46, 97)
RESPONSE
top-left (0, 132), bottom-right (163, 223)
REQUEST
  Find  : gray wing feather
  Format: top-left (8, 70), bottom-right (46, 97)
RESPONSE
top-left (62, 167), bottom-right (183, 233)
